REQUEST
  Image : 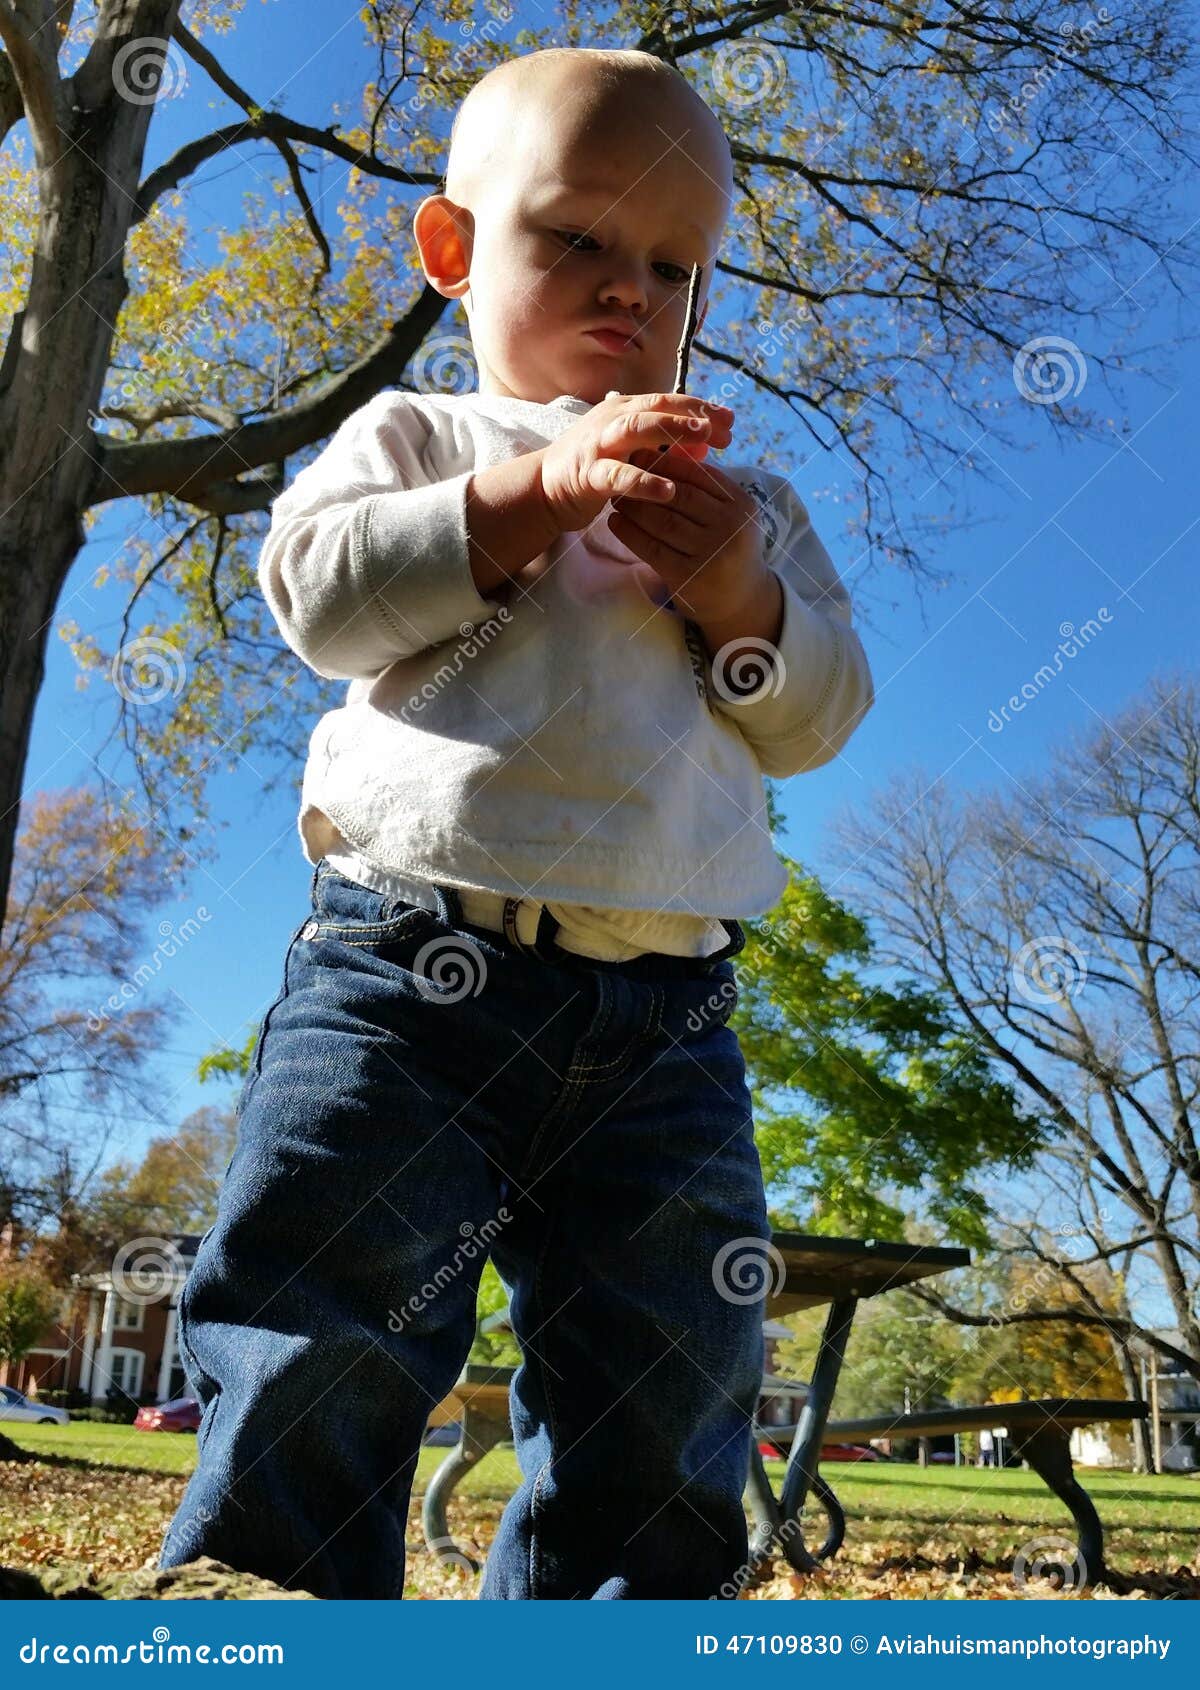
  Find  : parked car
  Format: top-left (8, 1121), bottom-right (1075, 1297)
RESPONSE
top-left (0, 1384), bottom-right (69, 1425)
top-left (756, 1435), bottom-right (888, 1462)
top-left (134, 1396), bottom-right (202, 1432)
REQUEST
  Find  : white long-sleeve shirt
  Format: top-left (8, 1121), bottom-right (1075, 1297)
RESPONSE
top-left (259, 389), bottom-right (874, 953)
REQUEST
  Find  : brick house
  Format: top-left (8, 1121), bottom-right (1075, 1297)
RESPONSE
top-left (6, 1233), bottom-right (199, 1406)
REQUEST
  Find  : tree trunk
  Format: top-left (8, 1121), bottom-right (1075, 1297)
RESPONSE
top-left (1113, 1335), bottom-right (1152, 1474)
top-left (0, 1), bottom-right (182, 934)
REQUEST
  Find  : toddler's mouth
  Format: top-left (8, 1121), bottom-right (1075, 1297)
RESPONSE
top-left (584, 325), bottom-right (641, 354)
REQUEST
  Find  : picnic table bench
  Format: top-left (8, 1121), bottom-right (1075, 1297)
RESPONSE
top-left (422, 1364), bottom-right (515, 1563)
top-left (819, 1399), bottom-right (1149, 1581)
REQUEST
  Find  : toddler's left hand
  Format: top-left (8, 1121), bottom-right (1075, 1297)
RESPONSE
top-left (607, 444), bottom-right (769, 625)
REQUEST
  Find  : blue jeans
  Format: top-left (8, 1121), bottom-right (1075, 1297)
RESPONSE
top-left (159, 860), bottom-right (770, 1599)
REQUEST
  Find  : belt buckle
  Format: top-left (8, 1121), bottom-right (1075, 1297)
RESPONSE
top-left (502, 895), bottom-right (535, 955)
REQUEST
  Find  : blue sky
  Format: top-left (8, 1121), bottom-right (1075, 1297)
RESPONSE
top-left (15, 1), bottom-right (1197, 1223)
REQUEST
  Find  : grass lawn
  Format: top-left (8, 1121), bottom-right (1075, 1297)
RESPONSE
top-left (2, 1423), bottom-right (1197, 1599)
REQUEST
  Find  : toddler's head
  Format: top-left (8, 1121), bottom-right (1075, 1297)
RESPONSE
top-left (413, 48), bottom-right (733, 405)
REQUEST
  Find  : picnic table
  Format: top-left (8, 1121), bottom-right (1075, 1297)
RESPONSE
top-left (742, 1230), bottom-right (970, 1578)
top-left (422, 1228), bottom-right (968, 1570)
top-left (748, 1234), bottom-right (1147, 1585)
top-left (422, 1228), bottom-right (1150, 1585)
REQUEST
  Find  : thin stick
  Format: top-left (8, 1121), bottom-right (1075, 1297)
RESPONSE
top-left (673, 261), bottom-right (703, 392)
top-left (655, 261), bottom-right (704, 460)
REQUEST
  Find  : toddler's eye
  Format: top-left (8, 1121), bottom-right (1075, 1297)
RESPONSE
top-left (555, 230), bottom-right (600, 253)
top-left (655, 264), bottom-right (690, 284)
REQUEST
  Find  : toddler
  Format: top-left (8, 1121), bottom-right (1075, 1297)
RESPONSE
top-left (160, 45), bottom-right (874, 1600)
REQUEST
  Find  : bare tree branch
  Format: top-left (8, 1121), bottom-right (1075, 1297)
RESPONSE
top-left (84, 281), bottom-right (449, 505)
top-left (907, 1281), bottom-right (1196, 1376)
top-left (126, 17), bottom-right (439, 225)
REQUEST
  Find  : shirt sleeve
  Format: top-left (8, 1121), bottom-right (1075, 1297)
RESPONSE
top-left (257, 391), bottom-right (507, 681)
top-left (706, 469), bottom-right (875, 778)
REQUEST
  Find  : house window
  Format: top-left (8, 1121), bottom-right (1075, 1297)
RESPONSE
top-left (112, 1296), bottom-right (144, 1331)
top-left (107, 1349), bottom-right (144, 1398)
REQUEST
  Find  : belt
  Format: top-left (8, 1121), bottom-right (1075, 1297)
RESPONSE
top-left (449, 886), bottom-right (745, 967)
top-left (460, 887), bottom-right (566, 957)
top-left (318, 855), bottom-right (744, 966)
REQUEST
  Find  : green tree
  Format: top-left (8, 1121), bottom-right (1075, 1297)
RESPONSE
top-left (0, 1253), bottom-right (60, 1461)
top-left (776, 1288), bottom-right (966, 1418)
top-left (0, 1254), bottom-right (59, 1371)
top-left (737, 860), bottom-right (1044, 1249)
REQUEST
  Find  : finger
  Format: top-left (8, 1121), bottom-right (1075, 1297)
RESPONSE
top-left (639, 391), bottom-right (734, 421)
top-left (651, 450), bottom-right (740, 500)
top-left (629, 440), bottom-right (709, 471)
top-left (610, 493), bottom-right (711, 556)
top-left (602, 412), bottom-right (723, 463)
top-left (606, 506), bottom-right (689, 567)
top-left (588, 457), bottom-right (676, 502)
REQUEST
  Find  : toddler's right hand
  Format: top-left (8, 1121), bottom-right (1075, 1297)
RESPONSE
top-left (539, 392), bottom-right (734, 533)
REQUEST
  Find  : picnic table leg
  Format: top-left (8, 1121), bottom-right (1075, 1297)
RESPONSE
top-left (747, 1446), bottom-right (846, 1564)
top-left (1009, 1422), bottom-right (1104, 1585)
top-left (421, 1402), bottom-right (510, 1572)
top-left (748, 1295), bottom-right (858, 1578)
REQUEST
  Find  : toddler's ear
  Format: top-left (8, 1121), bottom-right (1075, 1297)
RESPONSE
top-left (412, 195), bottom-right (472, 299)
